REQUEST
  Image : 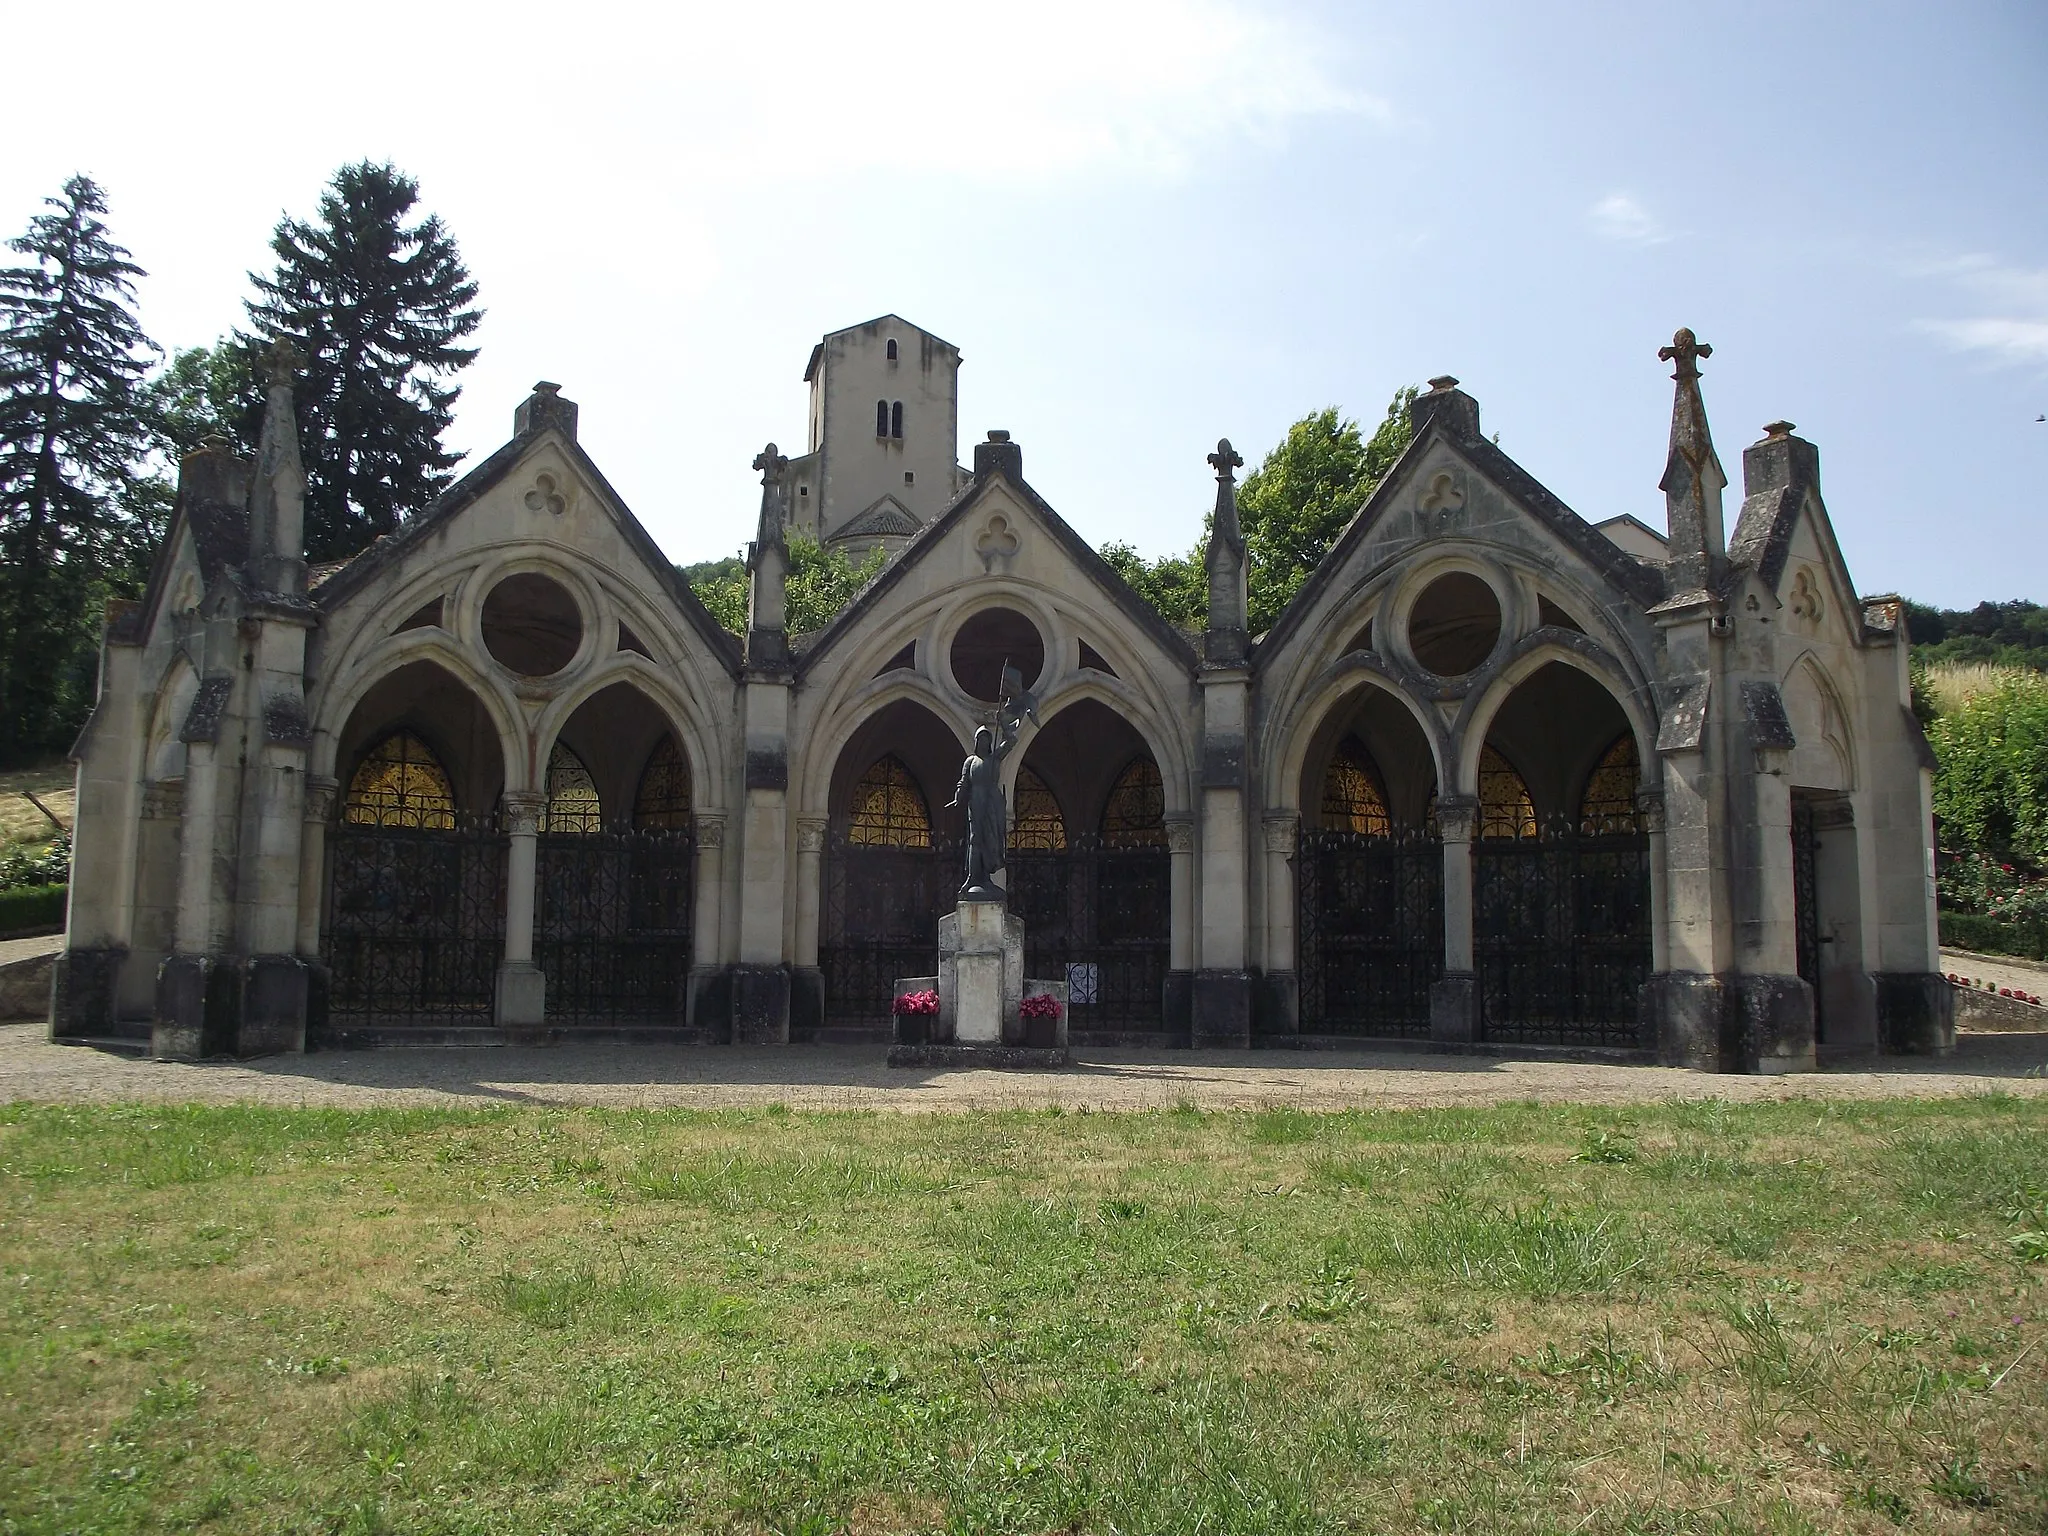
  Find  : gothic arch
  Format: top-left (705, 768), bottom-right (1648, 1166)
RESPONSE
top-left (1781, 650), bottom-right (1855, 792)
top-left (1453, 634), bottom-right (1656, 800)
top-left (528, 657), bottom-right (727, 817)
top-left (144, 653), bottom-right (200, 783)
top-left (1264, 656), bottom-right (1449, 817)
top-left (313, 634), bottom-right (526, 793)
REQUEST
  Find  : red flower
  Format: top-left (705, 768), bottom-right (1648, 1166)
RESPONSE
top-left (893, 990), bottom-right (940, 1016)
top-left (1019, 993), bottom-right (1063, 1020)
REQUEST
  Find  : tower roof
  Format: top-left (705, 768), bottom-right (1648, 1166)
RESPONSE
top-left (801, 314), bottom-right (960, 380)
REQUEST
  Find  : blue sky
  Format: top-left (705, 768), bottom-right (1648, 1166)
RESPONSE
top-left (7, 0), bottom-right (2043, 606)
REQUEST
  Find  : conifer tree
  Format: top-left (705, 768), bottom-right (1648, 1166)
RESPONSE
top-left (0, 175), bottom-right (159, 763)
top-left (243, 162), bottom-right (482, 561)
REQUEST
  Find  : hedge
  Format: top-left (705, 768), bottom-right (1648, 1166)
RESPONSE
top-left (1940, 909), bottom-right (2048, 963)
top-left (0, 884), bottom-right (66, 938)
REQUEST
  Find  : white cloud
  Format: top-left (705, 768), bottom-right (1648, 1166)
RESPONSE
top-left (1910, 254), bottom-right (2048, 365)
top-left (1588, 192), bottom-right (1671, 246)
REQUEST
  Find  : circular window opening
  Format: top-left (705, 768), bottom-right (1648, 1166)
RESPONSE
top-left (949, 607), bottom-right (1045, 703)
top-left (481, 573), bottom-right (583, 677)
top-left (1408, 573), bottom-right (1502, 677)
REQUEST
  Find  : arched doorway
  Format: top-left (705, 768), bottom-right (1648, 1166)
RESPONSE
top-left (1296, 685), bottom-right (1442, 1037)
top-left (536, 681), bottom-right (696, 1026)
top-left (820, 700), bottom-right (962, 1027)
top-left (1008, 699), bottom-right (1172, 1036)
top-left (1471, 662), bottom-right (1651, 1045)
top-left (324, 661), bottom-right (507, 1035)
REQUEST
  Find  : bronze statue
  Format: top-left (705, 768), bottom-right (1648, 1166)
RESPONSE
top-left (948, 662), bottom-right (1036, 899)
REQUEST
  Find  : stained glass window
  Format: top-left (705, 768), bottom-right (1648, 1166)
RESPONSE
top-left (343, 731), bottom-right (456, 829)
top-left (543, 741), bottom-right (602, 833)
top-left (1320, 736), bottom-right (1391, 835)
top-left (633, 736), bottom-right (692, 830)
top-left (1101, 757), bottom-right (1167, 848)
top-left (849, 755), bottom-right (930, 847)
top-left (1009, 766), bottom-right (1066, 850)
top-left (1478, 745), bottom-right (1537, 840)
top-left (1578, 733), bottom-right (1642, 835)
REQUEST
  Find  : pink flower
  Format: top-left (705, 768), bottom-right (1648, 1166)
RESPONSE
top-left (1019, 993), bottom-right (1063, 1020)
top-left (893, 990), bottom-right (940, 1016)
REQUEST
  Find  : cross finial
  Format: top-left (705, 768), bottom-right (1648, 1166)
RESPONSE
top-left (1207, 438), bottom-right (1243, 481)
top-left (753, 442), bottom-right (788, 483)
top-left (1658, 327), bottom-right (1712, 381)
top-left (262, 338), bottom-right (304, 388)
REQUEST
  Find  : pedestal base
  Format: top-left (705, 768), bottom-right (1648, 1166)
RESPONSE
top-left (939, 901), bottom-right (1024, 1045)
top-left (887, 1043), bottom-right (1070, 1069)
top-left (731, 964), bottom-right (791, 1044)
top-left (1876, 972), bottom-right (1956, 1056)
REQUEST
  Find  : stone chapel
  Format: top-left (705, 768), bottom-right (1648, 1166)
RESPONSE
top-left (52, 313), bottom-right (1952, 1072)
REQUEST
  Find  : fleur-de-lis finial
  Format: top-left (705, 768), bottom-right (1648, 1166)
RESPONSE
top-left (1658, 327), bottom-right (1712, 381)
top-left (1207, 438), bottom-right (1244, 482)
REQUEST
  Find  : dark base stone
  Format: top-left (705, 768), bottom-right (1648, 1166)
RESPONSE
top-left (153, 954), bottom-right (240, 1060)
top-left (1254, 969), bottom-right (1299, 1037)
top-left (1876, 972), bottom-right (1956, 1056)
top-left (790, 966), bottom-right (824, 1037)
top-left (1646, 972), bottom-right (1731, 1071)
top-left (887, 1043), bottom-right (1069, 1069)
top-left (1191, 969), bottom-right (1252, 1049)
top-left (1732, 973), bottom-right (1815, 1074)
top-left (688, 966), bottom-right (733, 1042)
top-left (1429, 971), bottom-right (1479, 1043)
top-left (1163, 970), bottom-right (1194, 1036)
top-left (237, 955), bottom-right (308, 1056)
top-left (50, 945), bottom-right (124, 1040)
top-left (305, 961), bottom-right (330, 1042)
top-left (730, 964), bottom-right (790, 1045)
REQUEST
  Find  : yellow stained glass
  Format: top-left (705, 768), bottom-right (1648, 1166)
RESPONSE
top-left (543, 741), bottom-right (602, 833)
top-left (1321, 736), bottom-right (1391, 835)
top-left (343, 731), bottom-right (456, 829)
top-left (1579, 733), bottom-right (1642, 835)
top-left (1478, 745), bottom-right (1537, 840)
top-left (849, 756), bottom-right (930, 847)
top-left (1101, 757), bottom-right (1167, 848)
top-left (1009, 766), bottom-right (1066, 850)
top-left (634, 736), bottom-right (693, 830)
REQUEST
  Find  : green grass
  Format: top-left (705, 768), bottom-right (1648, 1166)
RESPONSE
top-left (1, 1098), bottom-right (2044, 1533)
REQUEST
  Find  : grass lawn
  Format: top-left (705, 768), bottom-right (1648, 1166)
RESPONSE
top-left (2, 1097), bottom-right (2044, 1534)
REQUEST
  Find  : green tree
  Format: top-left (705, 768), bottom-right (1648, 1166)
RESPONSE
top-left (243, 162), bottom-right (482, 561)
top-left (1099, 541), bottom-right (1205, 629)
top-left (1239, 390), bottom-right (1415, 635)
top-left (684, 535), bottom-right (888, 637)
top-left (146, 341), bottom-right (253, 458)
top-left (0, 175), bottom-right (160, 764)
top-left (1930, 670), bottom-right (2048, 866)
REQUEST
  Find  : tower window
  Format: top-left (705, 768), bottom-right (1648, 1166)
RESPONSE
top-left (890, 401), bottom-right (904, 438)
top-left (886, 338), bottom-right (898, 361)
top-left (904, 471), bottom-right (915, 485)
top-left (876, 399), bottom-right (889, 437)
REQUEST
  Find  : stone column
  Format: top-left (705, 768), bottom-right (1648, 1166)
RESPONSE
top-left (155, 735), bottom-right (233, 1060)
top-left (294, 778), bottom-right (337, 1042)
top-left (687, 815), bottom-right (727, 1034)
top-left (1163, 816), bottom-right (1195, 1034)
top-left (1429, 798), bottom-right (1479, 1041)
top-left (495, 791), bottom-right (546, 1028)
top-left (1260, 814), bottom-right (1299, 1034)
top-left (791, 816), bottom-right (828, 1032)
top-left (1637, 788), bottom-right (1668, 973)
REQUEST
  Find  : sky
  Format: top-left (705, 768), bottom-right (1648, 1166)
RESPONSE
top-left (5, 0), bottom-right (2044, 607)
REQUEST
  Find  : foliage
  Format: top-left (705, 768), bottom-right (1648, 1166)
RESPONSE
top-left (241, 161), bottom-right (482, 562)
top-left (0, 828), bottom-right (69, 890)
top-left (1930, 670), bottom-right (2048, 867)
top-left (1, 1099), bottom-right (2044, 1532)
top-left (1239, 390), bottom-right (1415, 636)
top-left (683, 534), bottom-right (887, 637)
top-left (144, 341), bottom-right (253, 459)
top-left (0, 882), bottom-right (65, 933)
top-left (0, 176), bottom-right (160, 765)
top-left (1099, 540), bottom-right (1205, 628)
top-left (1907, 598), bottom-right (2048, 674)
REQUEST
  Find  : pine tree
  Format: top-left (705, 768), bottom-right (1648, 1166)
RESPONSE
top-left (0, 175), bottom-right (160, 764)
top-left (243, 162), bottom-right (482, 561)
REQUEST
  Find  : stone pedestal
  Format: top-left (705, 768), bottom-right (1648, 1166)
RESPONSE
top-left (1429, 971), bottom-right (1480, 1043)
top-left (888, 899), bottom-right (1067, 1067)
top-left (1876, 972), bottom-right (1956, 1056)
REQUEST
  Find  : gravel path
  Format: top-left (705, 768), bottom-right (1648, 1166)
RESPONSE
top-left (3, 1022), bottom-right (2044, 1113)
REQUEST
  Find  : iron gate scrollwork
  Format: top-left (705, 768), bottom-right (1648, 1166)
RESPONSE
top-left (1297, 828), bottom-right (1443, 1037)
top-left (821, 832), bottom-right (957, 1024)
top-left (1791, 798), bottom-right (1822, 1039)
top-left (1009, 836), bottom-right (1170, 1031)
top-left (1475, 817), bottom-right (1649, 1046)
top-left (324, 814), bottom-right (506, 1028)
top-left (536, 826), bottom-right (695, 1024)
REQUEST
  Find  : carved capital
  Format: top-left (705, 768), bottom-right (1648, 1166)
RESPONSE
top-left (1163, 817), bottom-right (1195, 855)
top-left (502, 791), bottom-right (545, 836)
top-left (694, 814), bottom-right (727, 850)
top-left (303, 776), bottom-right (339, 824)
top-left (795, 816), bottom-right (828, 853)
top-left (1262, 815), bottom-right (1298, 855)
top-left (1633, 789), bottom-right (1666, 834)
top-left (1434, 796), bottom-right (1479, 843)
top-left (141, 778), bottom-right (185, 820)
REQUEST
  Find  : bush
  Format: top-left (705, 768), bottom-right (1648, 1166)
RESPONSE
top-left (0, 832), bottom-right (69, 892)
top-left (0, 884), bottom-right (66, 936)
top-left (1930, 672), bottom-right (2048, 866)
top-left (1939, 909), bottom-right (2048, 963)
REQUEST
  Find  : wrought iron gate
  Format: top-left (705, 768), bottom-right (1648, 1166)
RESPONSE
top-left (1475, 820), bottom-right (1650, 1046)
top-left (1791, 798), bottom-right (1822, 1040)
top-left (821, 834), bottom-right (957, 1024)
top-left (323, 815), bottom-right (505, 1028)
top-left (1009, 837), bottom-right (1171, 1031)
top-left (1297, 828), bottom-right (1443, 1037)
top-left (536, 828), bottom-right (694, 1024)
